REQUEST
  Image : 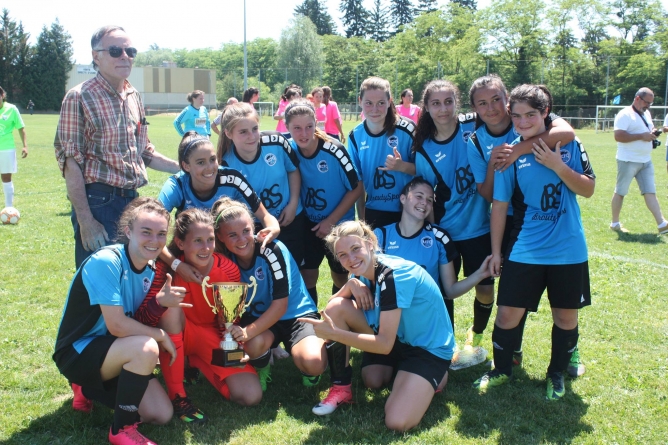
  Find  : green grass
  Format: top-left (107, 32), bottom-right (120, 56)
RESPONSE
top-left (1, 114), bottom-right (667, 444)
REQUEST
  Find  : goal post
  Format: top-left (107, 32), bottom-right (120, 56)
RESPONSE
top-left (254, 101), bottom-right (274, 118)
top-left (596, 105), bottom-right (668, 133)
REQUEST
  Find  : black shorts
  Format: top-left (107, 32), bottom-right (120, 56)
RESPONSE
top-left (302, 218), bottom-right (348, 274)
top-left (53, 336), bottom-right (154, 409)
top-left (497, 260), bottom-right (592, 312)
top-left (239, 312), bottom-right (321, 354)
top-left (502, 214), bottom-right (513, 256)
top-left (364, 208), bottom-right (402, 230)
top-left (277, 211), bottom-right (307, 269)
top-left (452, 232), bottom-right (494, 286)
top-left (361, 339), bottom-right (451, 391)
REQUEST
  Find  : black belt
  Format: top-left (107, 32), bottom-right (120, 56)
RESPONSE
top-left (86, 182), bottom-right (138, 198)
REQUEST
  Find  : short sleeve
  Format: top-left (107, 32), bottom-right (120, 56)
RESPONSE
top-left (492, 166), bottom-right (515, 203)
top-left (158, 176), bottom-right (184, 212)
top-left (82, 249), bottom-right (123, 306)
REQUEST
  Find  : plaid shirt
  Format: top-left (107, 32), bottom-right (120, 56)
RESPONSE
top-left (54, 72), bottom-right (155, 189)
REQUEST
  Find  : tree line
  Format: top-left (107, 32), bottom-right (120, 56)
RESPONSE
top-left (0, 9), bottom-right (73, 111)
top-left (134, 0), bottom-right (668, 113)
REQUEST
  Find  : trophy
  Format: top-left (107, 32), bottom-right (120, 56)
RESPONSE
top-left (201, 276), bottom-right (258, 367)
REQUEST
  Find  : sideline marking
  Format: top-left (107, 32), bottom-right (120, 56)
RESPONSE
top-left (590, 251), bottom-right (668, 270)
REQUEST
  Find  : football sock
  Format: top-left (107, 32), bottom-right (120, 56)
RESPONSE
top-left (326, 341), bottom-right (352, 386)
top-left (548, 324), bottom-right (579, 374)
top-left (159, 332), bottom-right (185, 400)
top-left (491, 324), bottom-right (520, 376)
top-left (515, 311), bottom-right (528, 353)
top-left (307, 287), bottom-right (318, 307)
top-left (472, 298), bottom-right (494, 334)
top-left (3, 181), bottom-right (14, 207)
top-left (444, 298), bottom-right (454, 331)
top-left (112, 368), bottom-right (151, 435)
top-left (249, 350), bottom-right (271, 369)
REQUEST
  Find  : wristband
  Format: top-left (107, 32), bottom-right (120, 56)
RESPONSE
top-left (171, 259), bottom-right (182, 271)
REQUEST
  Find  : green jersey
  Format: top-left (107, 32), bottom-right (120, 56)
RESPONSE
top-left (0, 102), bottom-right (24, 151)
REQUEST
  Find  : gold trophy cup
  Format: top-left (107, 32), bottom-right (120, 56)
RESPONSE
top-left (201, 276), bottom-right (258, 367)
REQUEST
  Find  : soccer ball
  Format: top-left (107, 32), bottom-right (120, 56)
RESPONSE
top-left (0, 207), bottom-right (20, 224)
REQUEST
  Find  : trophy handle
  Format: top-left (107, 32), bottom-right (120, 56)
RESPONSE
top-left (200, 276), bottom-right (218, 314)
top-left (239, 276), bottom-right (258, 318)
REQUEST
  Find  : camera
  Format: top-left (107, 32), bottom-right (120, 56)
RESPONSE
top-left (652, 129), bottom-right (662, 149)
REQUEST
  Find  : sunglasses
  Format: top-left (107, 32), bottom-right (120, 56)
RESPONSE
top-left (95, 46), bottom-right (138, 58)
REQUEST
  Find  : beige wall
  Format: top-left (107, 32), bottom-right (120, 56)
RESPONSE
top-left (66, 65), bottom-right (216, 109)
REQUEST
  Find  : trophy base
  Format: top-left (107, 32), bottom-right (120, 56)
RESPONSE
top-left (212, 348), bottom-right (245, 367)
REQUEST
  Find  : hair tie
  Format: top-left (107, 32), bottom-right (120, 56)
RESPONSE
top-left (285, 101), bottom-right (315, 117)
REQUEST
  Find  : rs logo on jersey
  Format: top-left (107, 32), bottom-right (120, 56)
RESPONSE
top-left (373, 169), bottom-right (395, 190)
top-left (560, 149), bottom-right (571, 163)
top-left (462, 130), bottom-right (472, 143)
top-left (317, 160), bottom-right (328, 172)
top-left (143, 277), bottom-right (151, 293)
top-left (540, 181), bottom-right (563, 211)
top-left (255, 267), bottom-right (265, 281)
top-left (264, 153), bottom-right (277, 166)
top-left (421, 236), bottom-right (433, 248)
top-left (387, 135), bottom-right (399, 149)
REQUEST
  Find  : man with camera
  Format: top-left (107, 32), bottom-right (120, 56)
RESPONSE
top-left (611, 87), bottom-right (668, 234)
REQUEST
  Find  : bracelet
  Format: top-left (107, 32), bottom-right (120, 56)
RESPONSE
top-left (171, 259), bottom-right (182, 271)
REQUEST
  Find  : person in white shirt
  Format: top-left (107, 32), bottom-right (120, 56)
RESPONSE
top-left (611, 87), bottom-right (668, 235)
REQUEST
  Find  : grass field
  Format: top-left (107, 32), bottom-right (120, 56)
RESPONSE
top-left (1, 114), bottom-right (667, 444)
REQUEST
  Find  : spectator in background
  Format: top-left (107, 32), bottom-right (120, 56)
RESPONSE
top-left (610, 87), bottom-right (668, 234)
top-left (212, 97), bottom-right (239, 136)
top-left (323, 86), bottom-right (345, 143)
top-left (275, 85), bottom-right (302, 134)
top-left (174, 90), bottom-right (210, 137)
top-left (27, 99), bottom-right (35, 115)
top-left (311, 87), bottom-right (327, 131)
top-left (0, 86), bottom-right (28, 208)
top-left (242, 87), bottom-right (259, 104)
top-left (54, 25), bottom-right (179, 268)
top-left (396, 89), bottom-right (420, 124)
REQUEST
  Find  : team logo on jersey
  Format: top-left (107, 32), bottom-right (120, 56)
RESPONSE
top-left (373, 169), bottom-right (395, 190)
top-left (435, 151), bottom-right (447, 163)
top-left (560, 149), bottom-right (571, 163)
top-left (317, 160), bottom-right (329, 172)
top-left (1, 115), bottom-right (7, 120)
top-left (387, 135), bottom-right (399, 149)
top-left (264, 153), bottom-right (277, 166)
top-left (260, 184), bottom-right (282, 210)
top-left (462, 130), bottom-right (472, 143)
top-left (455, 166), bottom-right (474, 194)
top-left (518, 158), bottom-right (531, 170)
top-left (143, 277), bottom-right (151, 293)
top-left (387, 241), bottom-right (399, 250)
top-left (421, 236), bottom-right (433, 248)
top-left (360, 140), bottom-right (369, 150)
top-left (540, 181), bottom-right (563, 212)
top-left (305, 187), bottom-right (327, 211)
top-left (255, 267), bottom-right (265, 281)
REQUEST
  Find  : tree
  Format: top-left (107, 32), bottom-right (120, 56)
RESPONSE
top-left (415, 0), bottom-right (438, 14)
top-left (368, 0), bottom-right (391, 42)
top-left (278, 16), bottom-right (325, 91)
top-left (389, 0), bottom-right (415, 33)
top-left (451, 0), bottom-right (477, 9)
top-left (0, 9), bottom-right (31, 102)
top-left (294, 0), bottom-right (337, 35)
top-left (340, 0), bottom-right (368, 38)
top-left (22, 19), bottom-right (73, 110)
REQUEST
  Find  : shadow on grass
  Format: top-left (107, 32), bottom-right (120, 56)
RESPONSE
top-left (449, 365), bottom-right (591, 444)
top-left (613, 232), bottom-right (663, 244)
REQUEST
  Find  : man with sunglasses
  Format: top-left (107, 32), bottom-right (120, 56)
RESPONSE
top-left (611, 87), bottom-right (668, 235)
top-left (55, 26), bottom-right (180, 269)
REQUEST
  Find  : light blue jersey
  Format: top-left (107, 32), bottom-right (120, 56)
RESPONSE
top-left (234, 240), bottom-right (316, 320)
top-left (158, 166), bottom-right (261, 214)
top-left (174, 105), bottom-right (211, 136)
top-left (54, 245), bottom-right (155, 356)
top-left (222, 131), bottom-right (302, 219)
top-left (348, 118), bottom-right (415, 212)
top-left (493, 137), bottom-right (595, 264)
top-left (354, 254), bottom-right (455, 360)
top-left (293, 137), bottom-right (360, 224)
top-left (415, 115), bottom-right (489, 241)
top-left (467, 121), bottom-right (519, 185)
top-left (374, 223), bottom-right (457, 288)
